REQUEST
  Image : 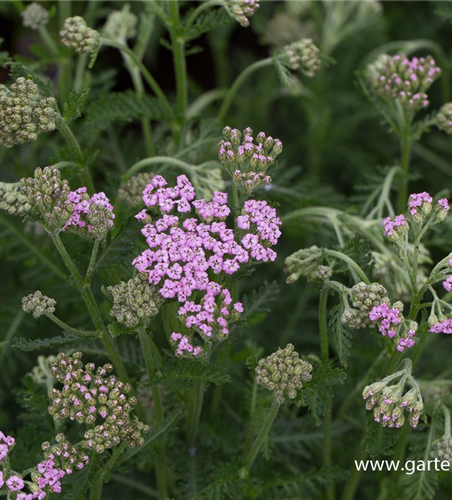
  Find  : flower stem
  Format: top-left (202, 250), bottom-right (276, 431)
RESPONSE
top-left (187, 383), bottom-right (205, 447)
top-left (86, 239), bottom-right (100, 280)
top-left (37, 25), bottom-right (59, 56)
top-left (443, 404), bottom-right (451, 437)
top-left (397, 122), bottom-right (412, 214)
top-left (123, 156), bottom-right (194, 181)
top-left (243, 396), bottom-right (280, 471)
top-left (218, 58), bottom-right (273, 123)
top-left (74, 53), bottom-right (88, 93)
top-left (319, 287), bottom-right (335, 500)
top-left (46, 313), bottom-right (98, 338)
top-left (185, 0), bottom-right (222, 29)
top-left (324, 249), bottom-right (371, 285)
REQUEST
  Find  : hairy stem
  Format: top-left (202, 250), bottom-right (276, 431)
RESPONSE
top-left (397, 122), bottom-right (412, 214)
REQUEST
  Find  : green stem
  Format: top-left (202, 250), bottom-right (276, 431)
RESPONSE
top-left (37, 25), bottom-right (59, 56)
top-left (74, 54), bottom-right (88, 93)
top-left (0, 215), bottom-right (69, 283)
top-left (58, 120), bottom-right (94, 192)
top-left (443, 404), bottom-right (451, 437)
top-left (319, 287), bottom-right (334, 500)
top-left (123, 156), bottom-right (194, 180)
top-left (101, 39), bottom-right (173, 119)
top-left (340, 444), bottom-right (367, 500)
top-left (218, 58), bottom-right (273, 123)
top-left (51, 233), bottom-right (130, 384)
top-left (397, 122), bottom-right (412, 214)
top-left (46, 313), bottom-right (98, 338)
top-left (243, 396), bottom-right (280, 471)
top-left (0, 311), bottom-right (25, 364)
top-left (325, 250), bottom-right (371, 285)
top-left (185, 0), bottom-right (222, 29)
top-left (169, 1), bottom-right (188, 126)
top-left (187, 383), bottom-right (205, 447)
top-left (89, 475), bottom-right (103, 500)
top-left (86, 239), bottom-right (100, 280)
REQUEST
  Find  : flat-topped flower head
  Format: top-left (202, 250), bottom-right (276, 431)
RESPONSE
top-left (408, 191), bottom-right (432, 220)
top-left (107, 274), bottom-right (163, 328)
top-left (22, 291), bottom-right (56, 319)
top-left (223, 0), bottom-right (260, 27)
top-left (430, 317), bottom-right (452, 334)
top-left (20, 167), bottom-right (73, 231)
top-left (60, 16), bottom-right (100, 53)
top-left (277, 38), bottom-right (321, 77)
top-left (0, 182), bottom-right (31, 217)
top-left (256, 344), bottom-right (312, 404)
top-left (118, 172), bottom-right (155, 207)
top-left (367, 53), bottom-right (441, 114)
top-left (49, 352), bottom-right (149, 451)
top-left (132, 174), bottom-right (281, 358)
top-left (62, 188), bottom-right (115, 239)
top-left (219, 127), bottom-right (282, 193)
top-left (21, 2), bottom-right (49, 30)
top-left (0, 431), bottom-right (15, 462)
top-left (0, 77), bottom-right (57, 148)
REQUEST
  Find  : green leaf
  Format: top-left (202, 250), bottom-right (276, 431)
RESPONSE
top-left (63, 88), bottom-right (90, 123)
top-left (62, 452), bottom-right (105, 500)
top-left (329, 302), bottom-right (353, 368)
top-left (184, 8), bottom-right (232, 42)
top-left (107, 321), bottom-right (136, 338)
top-left (12, 332), bottom-right (83, 351)
top-left (273, 57), bottom-right (293, 88)
top-left (362, 419), bottom-right (400, 457)
top-left (298, 361), bottom-right (346, 425)
top-left (242, 281), bottom-right (279, 325)
top-left (335, 234), bottom-right (375, 280)
top-left (144, 357), bottom-right (231, 389)
top-left (401, 467), bottom-right (438, 500)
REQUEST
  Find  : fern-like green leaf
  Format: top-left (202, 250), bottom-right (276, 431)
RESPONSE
top-left (362, 419), bottom-right (400, 457)
top-left (63, 88), bottom-right (90, 123)
top-left (12, 332), bottom-right (84, 351)
top-left (329, 302), bottom-right (353, 368)
top-left (242, 281), bottom-right (279, 325)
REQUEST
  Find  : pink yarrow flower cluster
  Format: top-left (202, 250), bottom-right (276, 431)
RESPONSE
top-left (430, 317), bottom-right (452, 334)
top-left (0, 431), bottom-right (14, 461)
top-left (133, 174), bottom-right (281, 357)
top-left (369, 303), bottom-right (416, 352)
top-left (443, 259), bottom-right (452, 292)
top-left (381, 215), bottom-right (406, 237)
top-left (408, 191), bottom-right (432, 216)
top-left (62, 187), bottom-right (115, 234)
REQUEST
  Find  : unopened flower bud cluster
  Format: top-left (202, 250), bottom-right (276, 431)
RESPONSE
top-left (103, 7), bottom-right (137, 42)
top-left (219, 127), bottom-right (282, 194)
top-left (21, 2), bottom-right (49, 30)
top-left (363, 371), bottom-right (423, 428)
top-left (0, 77), bottom-right (57, 148)
top-left (22, 291), bottom-right (56, 319)
top-left (277, 38), bottom-right (321, 77)
top-left (284, 245), bottom-right (323, 283)
top-left (60, 16), bottom-right (100, 54)
top-left (436, 103), bottom-right (452, 135)
top-left (367, 54), bottom-right (441, 114)
top-left (0, 182), bottom-right (31, 217)
top-left (432, 435), bottom-right (452, 464)
top-left (48, 352), bottom-right (149, 452)
top-left (107, 273), bottom-right (163, 328)
top-left (118, 173), bottom-right (155, 207)
top-left (20, 167), bottom-right (73, 231)
top-left (255, 343), bottom-right (312, 404)
top-left (223, 0), bottom-right (259, 27)
top-left (341, 282), bottom-right (389, 329)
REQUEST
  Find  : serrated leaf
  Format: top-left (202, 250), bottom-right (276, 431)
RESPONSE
top-left (335, 234), bottom-right (375, 280)
top-left (329, 302), bottom-right (353, 368)
top-left (12, 332), bottom-right (84, 351)
top-left (242, 281), bottom-right (279, 325)
top-left (62, 452), bottom-right (104, 500)
top-left (144, 357), bottom-right (231, 389)
top-left (63, 88), bottom-right (90, 123)
top-left (107, 321), bottom-right (136, 338)
top-left (298, 361), bottom-right (346, 425)
top-left (184, 7), bottom-right (232, 42)
top-left (362, 419), bottom-right (400, 457)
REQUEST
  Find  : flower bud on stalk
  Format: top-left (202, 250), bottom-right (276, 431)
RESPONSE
top-left (277, 38), bottom-right (321, 77)
top-left (22, 291), bottom-right (56, 319)
top-left (60, 16), bottom-right (100, 54)
top-left (118, 173), bottom-right (155, 207)
top-left (284, 246), bottom-right (323, 283)
top-left (223, 0), bottom-right (260, 27)
top-left (436, 102), bottom-right (452, 135)
top-left (21, 2), bottom-right (49, 30)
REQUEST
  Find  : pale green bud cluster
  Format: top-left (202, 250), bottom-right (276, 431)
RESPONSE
top-left (256, 343), bottom-right (312, 404)
top-left (363, 375), bottom-right (423, 428)
top-left (436, 103), bottom-right (452, 135)
top-left (49, 352), bottom-right (150, 451)
top-left (342, 282), bottom-right (389, 329)
top-left (284, 246), bottom-right (323, 283)
top-left (22, 291), bottom-right (56, 319)
top-left (21, 2), bottom-right (49, 30)
top-left (103, 7), bottom-right (137, 43)
top-left (20, 167), bottom-right (73, 231)
top-left (0, 77), bottom-right (57, 148)
top-left (432, 435), bottom-right (452, 464)
top-left (107, 274), bottom-right (163, 328)
top-left (41, 434), bottom-right (89, 471)
top-left (0, 182), bottom-right (31, 217)
top-left (316, 265), bottom-right (332, 281)
top-left (278, 39), bottom-right (321, 77)
top-left (118, 173), bottom-right (154, 207)
top-left (60, 16), bottom-right (100, 54)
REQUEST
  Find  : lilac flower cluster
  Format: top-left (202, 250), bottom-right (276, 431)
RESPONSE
top-left (223, 0), bottom-right (259, 27)
top-left (430, 317), bottom-right (452, 334)
top-left (408, 191), bottom-right (432, 217)
top-left (0, 431), bottom-right (14, 461)
top-left (0, 431), bottom-right (88, 500)
top-left (442, 259), bottom-right (452, 292)
top-left (368, 54), bottom-right (442, 114)
top-left (133, 174), bottom-right (281, 357)
top-left (48, 352), bottom-right (149, 452)
top-left (218, 127), bottom-right (283, 193)
top-left (363, 377), bottom-right (423, 428)
top-left (381, 214), bottom-right (407, 238)
top-left (62, 187), bottom-right (115, 239)
top-left (369, 302), bottom-right (417, 352)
